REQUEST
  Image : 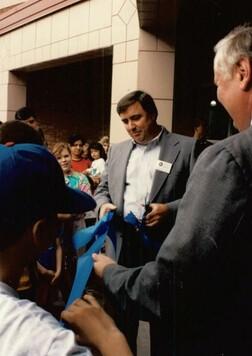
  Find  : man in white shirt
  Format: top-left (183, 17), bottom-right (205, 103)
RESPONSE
top-left (95, 90), bottom-right (198, 354)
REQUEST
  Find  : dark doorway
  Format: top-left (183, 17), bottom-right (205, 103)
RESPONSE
top-left (24, 54), bottom-right (112, 148)
top-left (173, 0), bottom-right (252, 138)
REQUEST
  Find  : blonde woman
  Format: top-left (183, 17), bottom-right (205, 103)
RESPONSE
top-left (51, 142), bottom-right (94, 302)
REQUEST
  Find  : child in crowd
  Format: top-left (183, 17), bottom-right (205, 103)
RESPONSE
top-left (98, 135), bottom-right (110, 155)
top-left (82, 139), bottom-right (91, 159)
top-left (68, 134), bottom-right (91, 172)
top-left (85, 142), bottom-right (106, 191)
top-left (0, 143), bottom-right (132, 355)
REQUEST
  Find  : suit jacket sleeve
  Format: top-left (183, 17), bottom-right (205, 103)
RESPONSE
top-left (103, 141), bottom-right (249, 318)
top-left (94, 147), bottom-right (112, 210)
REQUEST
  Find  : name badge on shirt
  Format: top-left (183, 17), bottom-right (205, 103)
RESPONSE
top-left (156, 160), bottom-right (172, 174)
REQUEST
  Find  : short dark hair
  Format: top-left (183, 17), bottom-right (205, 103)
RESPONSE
top-left (68, 133), bottom-right (84, 146)
top-left (15, 106), bottom-right (36, 121)
top-left (89, 142), bottom-right (107, 160)
top-left (0, 120), bottom-right (43, 146)
top-left (116, 90), bottom-right (158, 119)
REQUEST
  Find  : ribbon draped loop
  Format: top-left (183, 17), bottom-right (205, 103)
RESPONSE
top-left (65, 211), bottom-right (114, 308)
top-left (64, 210), bottom-right (160, 313)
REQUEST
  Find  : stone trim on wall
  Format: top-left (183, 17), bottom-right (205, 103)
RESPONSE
top-left (0, 0), bottom-right (174, 142)
top-left (0, 0), bottom-right (84, 35)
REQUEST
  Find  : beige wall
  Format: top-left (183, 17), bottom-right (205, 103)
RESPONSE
top-left (110, 28), bottom-right (175, 143)
top-left (138, 30), bottom-right (174, 132)
top-left (0, 0), bottom-right (27, 11)
top-left (0, 0), bottom-right (175, 142)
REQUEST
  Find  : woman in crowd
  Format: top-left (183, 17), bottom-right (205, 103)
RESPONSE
top-left (51, 142), bottom-right (93, 301)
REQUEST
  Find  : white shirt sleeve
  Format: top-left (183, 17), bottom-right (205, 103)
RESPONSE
top-left (0, 282), bottom-right (92, 356)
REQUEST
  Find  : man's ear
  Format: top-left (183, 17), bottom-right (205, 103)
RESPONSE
top-left (32, 219), bottom-right (52, 251)
top-left (237, 57), bottom-right (252, 91)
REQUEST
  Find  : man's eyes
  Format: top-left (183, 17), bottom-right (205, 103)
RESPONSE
top-left (131, 115), bottom-right (141, 121)
top-left (122, 116), bottom-right (141, 124)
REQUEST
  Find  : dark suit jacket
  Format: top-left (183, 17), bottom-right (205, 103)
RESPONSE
top-left (95, 128), bottom-right (196, 259)
top-left (103, 127), bottom-right (252, 355)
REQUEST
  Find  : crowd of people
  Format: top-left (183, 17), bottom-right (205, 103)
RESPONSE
top-left (0, 114), bottom-right (110, 317)
top-left (0, 24), bottom-right (252, 356)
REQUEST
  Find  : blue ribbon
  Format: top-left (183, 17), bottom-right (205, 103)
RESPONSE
top-left (124, 211), bottom-right (161, 251)
top-left (63, 210), bottom-right (159, 316)
top-left (64, 211), bottom-right (115, 309)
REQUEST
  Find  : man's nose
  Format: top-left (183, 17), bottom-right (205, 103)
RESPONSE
top-left (127, 120), bottom-right (136, 130)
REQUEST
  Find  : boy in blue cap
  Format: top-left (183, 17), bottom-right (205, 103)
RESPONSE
top-left (0, 143), bottom-right (132, 356)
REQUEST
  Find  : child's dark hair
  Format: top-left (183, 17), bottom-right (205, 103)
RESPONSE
top-left (89, 142), bottom-right (107, 160)
top-left (68, 133), bottom-right (84, 146)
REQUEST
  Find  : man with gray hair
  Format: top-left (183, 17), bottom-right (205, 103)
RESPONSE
top-left (93, 25), bottom-right (252, 356)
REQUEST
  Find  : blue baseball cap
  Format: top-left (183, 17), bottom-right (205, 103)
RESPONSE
top-left (0, 143), bottom-right (96, 236)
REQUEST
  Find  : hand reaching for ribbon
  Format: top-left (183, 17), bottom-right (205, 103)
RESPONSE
top-left (61, 294), bottom-right (132, 356)
top-left (99, 203), bottom-right (116, 219)
top-left (92, 253), bottom-right (116, 278)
